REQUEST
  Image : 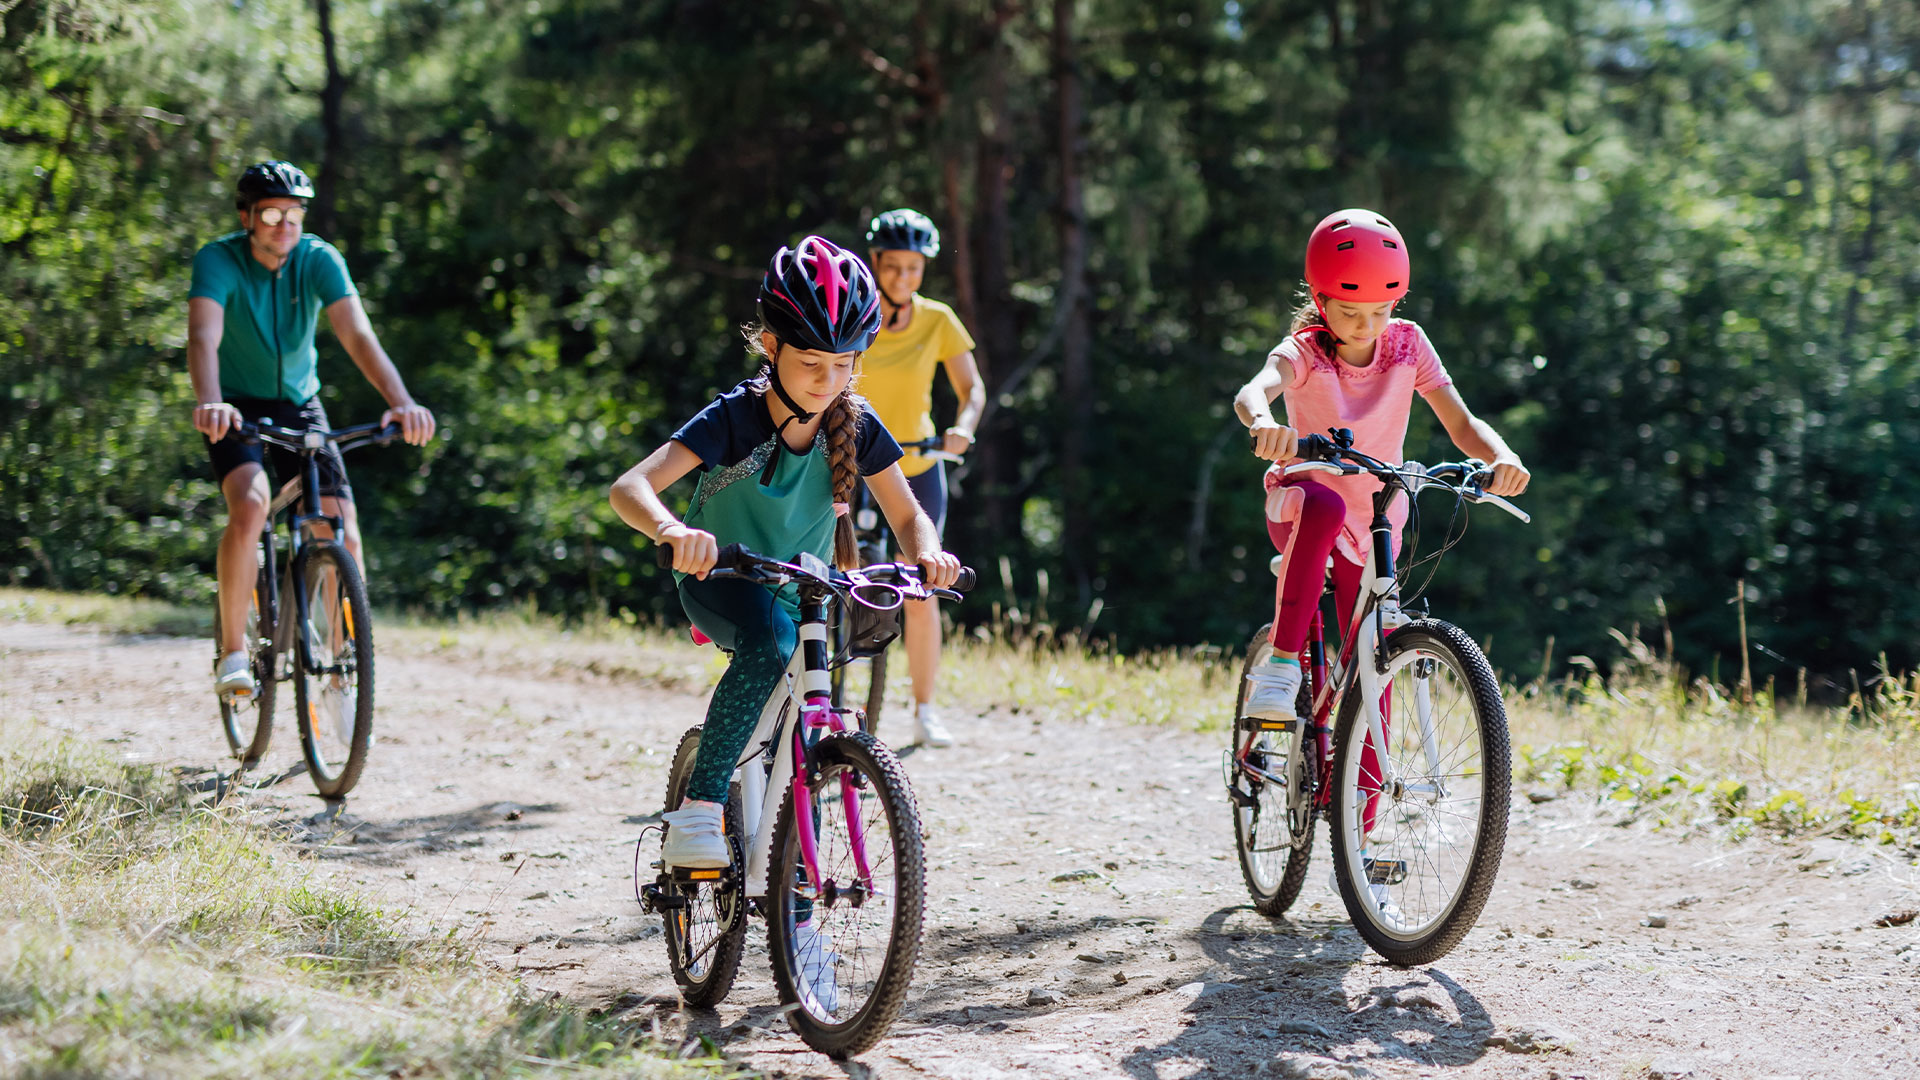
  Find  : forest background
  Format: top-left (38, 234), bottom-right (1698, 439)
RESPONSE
top-left (3, 0), bottom-right (1917, 690)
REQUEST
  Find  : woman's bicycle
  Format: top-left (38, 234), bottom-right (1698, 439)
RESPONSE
top-left (1225, 427), bottom-right (1529, 965)
top-left (638, 542), bottom-right (975, 1058)
top-left (213, 418), bottom-right (400, 799)
top-left (830, 435), bottom-right (960, 736)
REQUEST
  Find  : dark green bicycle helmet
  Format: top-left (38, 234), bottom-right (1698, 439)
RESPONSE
top-left (866, 208), bottom-right (940, 259)
top-left (235, 160), bottom-right (316, 210)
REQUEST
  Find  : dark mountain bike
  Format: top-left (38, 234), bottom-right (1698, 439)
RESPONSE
top-left (1226, 428), bottom-right (1529, 965)
top-left (830, 436), bottom-right (959, 736)
top-left (214, 418), bottom-right (401, 799)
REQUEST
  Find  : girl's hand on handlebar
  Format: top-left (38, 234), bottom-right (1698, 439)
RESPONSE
top-left (659, 523), bottom-right (719, 579)
top-left (1249, 417), bottom-right (1298, 462)
top-left (940, 428), bottom-right (974, 458)
top-left (193, 402), bottom-right (243, 443)
top-left (381, 403), bottom-right (437, 446)
top-left (1485, 455), bottom-right (1530, 497)
top-left (917, 549), bottom-right (961, 590)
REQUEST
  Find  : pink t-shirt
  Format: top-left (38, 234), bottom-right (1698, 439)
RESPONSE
top-left (1268, 318), bottom-right (1453, 566)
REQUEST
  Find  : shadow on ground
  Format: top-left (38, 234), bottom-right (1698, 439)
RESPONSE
top-left (1117, 905), bottom-right (1496, 1078)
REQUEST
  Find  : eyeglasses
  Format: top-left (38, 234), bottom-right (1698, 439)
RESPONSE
top-left (251, 205), bottom-right (306, 228)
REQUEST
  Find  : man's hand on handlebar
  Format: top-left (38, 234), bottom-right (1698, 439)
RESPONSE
top-left (381, 402), bottom-right (436, 446)
top-left (193, 402), bottom-right (243, 443)
top-left (1484, 455), bottom-right (1530, 498)
top-left (917, 549), bottom-right (962, 590)
top-left (659, 523), bottom-right (719, 580)
top-left (1248, 416), bottom-right (1299, 463)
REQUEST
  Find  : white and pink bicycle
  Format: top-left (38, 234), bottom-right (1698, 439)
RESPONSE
top-left (637, 543), bottom-right (974, 1059)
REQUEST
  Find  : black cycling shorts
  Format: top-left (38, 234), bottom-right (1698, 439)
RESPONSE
top-left (205, 395), bottom-right (353, 501)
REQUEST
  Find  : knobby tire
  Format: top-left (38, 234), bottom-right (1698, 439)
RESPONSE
top-left (1328, 619), bottom-right (1510, 965)
top-left (1231, 623), bottom-right (1315, 916)
top-left (292, 541), bottom-right (375, 798)
top-left (767, 731), bottom-right (924, 1059)
top-left (658, 726), bottom-right (749, 1006)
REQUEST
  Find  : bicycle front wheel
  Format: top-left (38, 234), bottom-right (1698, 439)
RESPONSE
top-left (1229, 623), bottom-right (1315, 916)
top-left (657, 726), bottom-right (748, 1006)
top-left (214, 557), bottom-right (276, 768)
top-left (767, 731), bottom-right (924, 1059)
top-left (1328, 619), bottom-right (1510, 965)
top-left (292, 542), bottom-right (374, 799)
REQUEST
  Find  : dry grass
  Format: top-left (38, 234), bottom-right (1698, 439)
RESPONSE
top-left (1505, 634), bottom-right (1920, 847)
top-left (0, 720), bottom-right (745, 1079)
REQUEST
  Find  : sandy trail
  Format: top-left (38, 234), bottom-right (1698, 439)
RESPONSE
top-left (6, 619), bottom-right (1919, 1079)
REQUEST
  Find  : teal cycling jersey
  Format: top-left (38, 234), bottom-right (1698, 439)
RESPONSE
top-left (188, 232), bottom-right (356, 403)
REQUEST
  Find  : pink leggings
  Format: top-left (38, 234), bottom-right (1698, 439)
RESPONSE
top-left (1264, 475), bottom-right (1391, 834)
top-left (1264, 477), bottom-right (1363, 655)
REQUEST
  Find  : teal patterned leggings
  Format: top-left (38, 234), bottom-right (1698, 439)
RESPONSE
top-left (677, 577), bottom-right (798, 804)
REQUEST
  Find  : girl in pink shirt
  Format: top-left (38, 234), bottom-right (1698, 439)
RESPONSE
top-left (1231, 208), bottom-right (1531, 721)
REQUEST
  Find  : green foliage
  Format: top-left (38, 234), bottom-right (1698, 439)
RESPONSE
top-left (3, 0), bottom-right (1918, 683)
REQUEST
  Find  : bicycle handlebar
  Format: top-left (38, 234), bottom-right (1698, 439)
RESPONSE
top-left (1279, 427), bottom-right (1530, 524)
top-left (231, 418), bottom-right (402, 454)
top-left (654, 540), bottom-right (977, 598)
top-left (898, 435), bottom-right (963, 465)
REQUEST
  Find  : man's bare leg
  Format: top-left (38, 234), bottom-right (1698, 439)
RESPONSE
top-left (217, 464), bottom-right (271, 656)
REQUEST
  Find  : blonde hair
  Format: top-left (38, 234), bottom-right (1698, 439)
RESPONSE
top-left (743, 321), bottom-right (865, 570)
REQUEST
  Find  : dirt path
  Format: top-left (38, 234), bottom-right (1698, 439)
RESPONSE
top-left (6, 619), bottom-right (1920, 1079)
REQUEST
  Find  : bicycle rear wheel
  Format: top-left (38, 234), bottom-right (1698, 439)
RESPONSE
top-left (767, 731), bottom-right (924, 1059)
top-left (1229, 623), bottom-right (1315, 916)
top-left (214, 551), bottom-right (277, 768)
top-left (1328, 619), bottom-right (1510, 965)
top-left (292, 542), bottom-right (374, 799)
top-left (657, 726), bottom-right (748, 1006)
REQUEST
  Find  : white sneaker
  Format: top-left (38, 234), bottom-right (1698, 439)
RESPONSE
top-left (913, 704), bottom-right (955, 748)
top-left (793, 920), bottom-right (839, 1013)
top-left (660, 802), bottom-right (730, 869)
top-left (320, 674), bottom-right (354, 746)
top-left (215, 650), bottom-right (256, 699)
top-left (1242, 660), bottom-right (1303, 722)
top-left (1330, 862), bottom-right (1401, 920)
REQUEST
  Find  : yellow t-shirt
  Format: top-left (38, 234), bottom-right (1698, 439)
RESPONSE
top-left (858, 295), bottom-right (976, 477)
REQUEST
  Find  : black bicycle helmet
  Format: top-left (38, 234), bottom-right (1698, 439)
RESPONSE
top-left (234, 160), bottom-right (315, 209)
top-left (757, 236), bottom-right (883, 354)
top-left (865, 208), bottom-right (940, 259)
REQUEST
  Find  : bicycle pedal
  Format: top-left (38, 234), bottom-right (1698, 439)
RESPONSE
top-left (639, 882), bottom-right (687, 912)
top-left (1238, 715), bottom-right (1298, 732)
top-left (1365, 859), bottom-right (1408, 886)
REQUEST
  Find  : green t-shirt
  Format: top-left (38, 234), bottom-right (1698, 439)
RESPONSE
top-left (188, 232), bottom-right (357, 403)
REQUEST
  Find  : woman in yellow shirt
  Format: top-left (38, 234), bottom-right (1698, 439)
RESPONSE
top-left (861, 208), bottom-right (986, 747)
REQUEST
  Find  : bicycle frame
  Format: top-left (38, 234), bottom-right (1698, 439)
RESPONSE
top-left (242, 421), bottom-right (395, 681)
top-left (1234, 443), bottom-right (1531, 823)
top-left (733, 567), bottom-right (880, 901)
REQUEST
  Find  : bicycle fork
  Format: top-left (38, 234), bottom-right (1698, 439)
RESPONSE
top-left (788, 597), bottom-right (880, 907)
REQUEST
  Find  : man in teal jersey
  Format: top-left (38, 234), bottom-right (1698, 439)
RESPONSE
top-left (188, 160), bottom-right (435, 699)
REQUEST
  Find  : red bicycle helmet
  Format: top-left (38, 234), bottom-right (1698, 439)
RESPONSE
top-left (758, 235), bottom-right (883, 354)
top-left (1303, 208), bottom-right (1410, 324)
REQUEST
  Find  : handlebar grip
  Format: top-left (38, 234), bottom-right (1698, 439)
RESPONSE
top-left (653, 539), bottom-right (748, 572)
top-left (954, 566), bottom-right (977, 593)
top-left (378, 421), bottom-right (402, 444)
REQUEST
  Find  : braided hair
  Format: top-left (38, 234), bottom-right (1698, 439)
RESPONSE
top-left (744, 321), bottom-right (866, 569)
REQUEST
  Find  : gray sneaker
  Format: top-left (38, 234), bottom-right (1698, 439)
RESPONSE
top-left (215, 650), bottom-right (256, 699)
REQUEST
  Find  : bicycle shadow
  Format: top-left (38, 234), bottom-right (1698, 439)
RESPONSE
top-left (271, 799), bottom-right (563, 863)
top-left (1118, 904), bottom-right (1497, 1078)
